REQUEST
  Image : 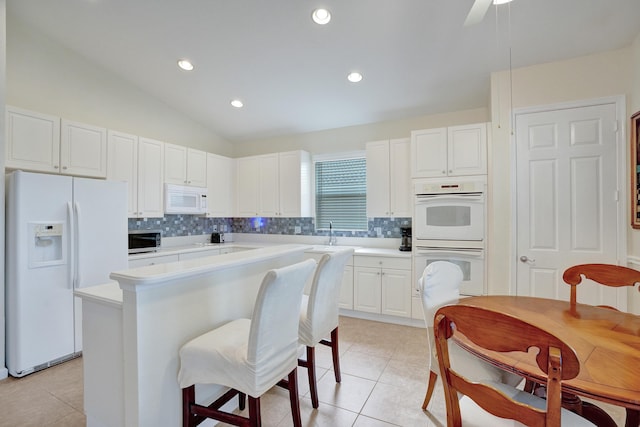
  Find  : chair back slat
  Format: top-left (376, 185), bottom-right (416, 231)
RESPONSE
top-left (563, 263), bottom-right (640, 307)
top-left (434, 304), bottom-right (582, 427)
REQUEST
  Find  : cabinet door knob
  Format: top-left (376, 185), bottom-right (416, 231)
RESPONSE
top-left (448, 170), bottom-right (452, 173)
top-left (441, 170), bottom-right (446, 174)
top-left (54, 165), bottom-right (59, 169)
top-left (62, 166), bottom-right (68, 170)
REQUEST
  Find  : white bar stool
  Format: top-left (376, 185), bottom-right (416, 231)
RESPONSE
top-left (178, 259), bottom-right (316, 427)
top-left (298, 248), bottom-right (354, 408)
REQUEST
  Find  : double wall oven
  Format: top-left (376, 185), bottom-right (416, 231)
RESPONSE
top-left (413, 178), bottom-right (486, 295)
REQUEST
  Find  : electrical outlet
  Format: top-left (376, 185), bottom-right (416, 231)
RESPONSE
top-left (375, 227), bottom-right (382, 236)
top-left (294, 226), bottom-right (301, 234)
top-left (212, 224), bottom-right (218, 232)
top-left (222, 224), bottom-right (227, 232)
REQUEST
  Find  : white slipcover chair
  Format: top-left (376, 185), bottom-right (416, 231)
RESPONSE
top-left (178, 259), bottom-right (316, 427)
top-left (419, 261), bottom-right (522, 410)
top-left (298, 248), bottom-right (354, 408)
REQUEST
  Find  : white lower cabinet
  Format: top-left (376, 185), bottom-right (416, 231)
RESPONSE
top-left (128, 254), bottom-right (179, 268)
top-left (339, 265), bottom-right (354, 310)
top-left (178, 249), bottom-right (220, 261)
top-left (353, 255), bottom-right (412, 318)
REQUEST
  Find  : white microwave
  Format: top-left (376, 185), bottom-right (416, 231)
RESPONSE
top-left (164, 184), bottom-right (207, 214)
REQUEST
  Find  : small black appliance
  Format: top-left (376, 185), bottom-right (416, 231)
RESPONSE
top-left (211, 232), bottom-right (225, 243)
top-left (399, 226), bottom-right (412, 252)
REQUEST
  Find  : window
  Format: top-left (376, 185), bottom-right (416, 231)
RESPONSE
top-left (314, 156), bottom-right (367, 230)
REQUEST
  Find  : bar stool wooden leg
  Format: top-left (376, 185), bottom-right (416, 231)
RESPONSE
top-left (182, 385), bottom-right (196, 427)
top-left (287, 369), bottom-right (302, 427)
top-left (248, 396), bottom-right (260, 427)
top-left (320, 327), bottom-right (341, 383)
top-left (305, 346), bottom-right (319, 408)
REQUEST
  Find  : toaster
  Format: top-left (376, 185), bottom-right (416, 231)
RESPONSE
top-left (211, 232), bottom-right (225, 243)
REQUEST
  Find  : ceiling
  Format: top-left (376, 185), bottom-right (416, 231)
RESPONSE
top-left (7, 0), bottom-right (640, 142)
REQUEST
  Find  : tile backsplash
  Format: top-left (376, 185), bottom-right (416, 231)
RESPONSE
top-left (128, 216), bottom-right (411, 239)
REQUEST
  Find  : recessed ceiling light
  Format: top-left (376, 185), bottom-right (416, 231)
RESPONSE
top-left (312, 8), bottom-right (331, 25)
top-left (347, 72), bottom-right (363, 83)
top-left (493, 0), bottom-right (513, 4)
top-left (177, 59), bottom-right (194, 71)
top-left (230, 99), bottom-right (244, 108)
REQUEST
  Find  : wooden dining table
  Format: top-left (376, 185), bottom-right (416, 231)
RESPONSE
top-left (450, 295), bottom-right (640, 427)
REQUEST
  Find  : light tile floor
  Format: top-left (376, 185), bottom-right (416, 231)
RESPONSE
top-left (0, 316), bottom-right (626, 426)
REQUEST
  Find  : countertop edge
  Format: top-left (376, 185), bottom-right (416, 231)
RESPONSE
top-left (113, 244), bottom-right (312, 291)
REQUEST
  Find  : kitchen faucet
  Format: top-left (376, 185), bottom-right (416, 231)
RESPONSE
top-left (328, 221), bottom-right (336, 246)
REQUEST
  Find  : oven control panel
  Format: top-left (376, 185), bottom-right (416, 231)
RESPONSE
top-left (414, 178), bottom-right (485, 195)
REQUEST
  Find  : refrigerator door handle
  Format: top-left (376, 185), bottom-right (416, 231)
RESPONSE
top-left (73, 201), bottom-right (81, 288)
top-left (67, 202), bottom-right (75, 289)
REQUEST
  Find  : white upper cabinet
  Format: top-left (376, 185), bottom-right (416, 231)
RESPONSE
top-left (6, 106), bottom-right (107, 178)
top-left (236, 150), bottom-right (310, 217)
top-left (236, 156), bottom-right (261, 217)
top-left (411, 123), bottom-right (487, 177)
top-left (164, 143), bottom-right (207, 187)
top-left (107, 133), bottom-right (164, 218)
top-left (60, 119), bottom-right (108, 178)
top-left (107, 130), bottom-right (138, 217)
top-left (205, 153), bottom-right (235, 217)
top-left (366, 138), bottom-right (411, 217)
top-left (136, 137), bottom-right (165, 218)
top-left (278, 150), bottom-right (311, 217)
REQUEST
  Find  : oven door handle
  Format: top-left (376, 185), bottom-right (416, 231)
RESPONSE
top-left (415, 248), bottom-right (484, 258)
top-left (415, 194), bottom-right (484, 202)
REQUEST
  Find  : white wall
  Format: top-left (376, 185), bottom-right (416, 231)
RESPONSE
top-left (0, 0), bottom-right (7, 380)
top-left (6, 16), bottom-right (234, 157)
top-left (232, 107), bottom-right (489, 157)
top-left (489, 47), bottom-right (638, 311)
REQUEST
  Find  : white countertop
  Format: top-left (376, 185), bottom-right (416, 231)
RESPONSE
top-left (129, 240), bottom-right (412, 260)
top-left (127, 242), bottom-right (265, 260)
top-left (114, 244), bottom-right (313, 290)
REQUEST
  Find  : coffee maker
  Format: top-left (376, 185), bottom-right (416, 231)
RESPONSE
top-left (399, 226), bottom-right (412, 251)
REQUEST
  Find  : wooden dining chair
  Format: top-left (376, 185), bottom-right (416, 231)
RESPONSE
top-left (418, 261), bottom-right (522, 411)
top-left (434, 304), bottom-right (595, 427)
top-left (563, 263), bottom-right (640, 427)
top-left (563, 263), bottom-right (640, 309)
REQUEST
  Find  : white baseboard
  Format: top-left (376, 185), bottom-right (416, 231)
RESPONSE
top-left (0, 367), bottom-right (8, 380)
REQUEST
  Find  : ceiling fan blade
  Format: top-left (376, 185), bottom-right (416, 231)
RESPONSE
top-left (464, 0), bottom-right (493, 26)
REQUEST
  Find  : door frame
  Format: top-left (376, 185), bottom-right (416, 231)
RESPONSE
top-left (509, 95), bottom-right (627, 295)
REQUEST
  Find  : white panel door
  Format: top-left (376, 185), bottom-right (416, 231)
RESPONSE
top-left (515, 102), bottom-right (623, 308)
top-left (366, 140), bottom-right (390, 216)
top-left (60, 120), bottom-right (108, 178)
top-left (448, 123), bottom-right (487, 176)
top-left (381, 268), bottom-right (411, 317)
top-left (107, 130), bottom-right (138, 217)
top-left (353, 267), bottom-right (382, 313)
top-left (164, 143), bottom-right (187, 185)
top-left (186, 148), bottom-right (207, 187)
top-left (6, 107), bottom-right (60, 173)
top-left (410, 128), bottom-right (447, 178)
top-left (389, 138), bottom-right (411, 216)
top-left (259, 154), bottom-right (279, 216)
top-left (236, 156), bottom-right (260, 216)
top-left (278, 151), bottom-right (303, 217)
top-left (206, 153), bottom-right (235, 217)
top-left (137, 137), bottom-right (165, 218)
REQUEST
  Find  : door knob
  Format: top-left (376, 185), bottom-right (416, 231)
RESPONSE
top-left (519, 256), bottom-right (535, 264)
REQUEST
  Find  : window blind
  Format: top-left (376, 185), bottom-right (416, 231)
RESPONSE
top-left (315, 157), bottom-right (367, 230)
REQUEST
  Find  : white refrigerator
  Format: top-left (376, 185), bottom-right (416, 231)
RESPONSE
top-left (6, 170), bottom-right (128, 377)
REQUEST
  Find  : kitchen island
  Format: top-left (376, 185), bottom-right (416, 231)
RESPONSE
top-left (75, 244), bottom-right (310, 427)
